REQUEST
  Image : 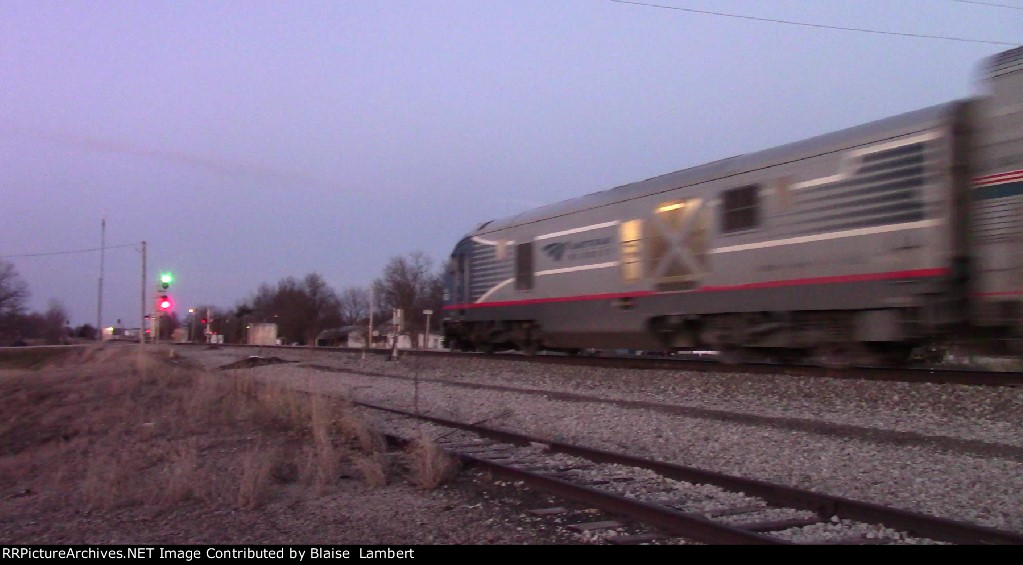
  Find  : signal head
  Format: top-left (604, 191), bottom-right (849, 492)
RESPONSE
top-left (158, 294), bottom-right (173, 311)
top-left (160, 273), bottom-right (173, 289)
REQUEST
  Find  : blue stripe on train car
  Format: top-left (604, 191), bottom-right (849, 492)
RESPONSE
top-left (976, 181), bottom-right (1023, 200)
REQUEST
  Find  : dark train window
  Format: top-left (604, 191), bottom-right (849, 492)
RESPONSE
top-left (721, 185), bottom-right (760, 232)
top-left (515, 242), bottom-right (533, 291)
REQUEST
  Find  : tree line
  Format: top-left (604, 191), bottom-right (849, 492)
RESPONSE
top-left (0, 251), bottom-right (445, 347)
top-left (0, 259), bottom-right (91, 344)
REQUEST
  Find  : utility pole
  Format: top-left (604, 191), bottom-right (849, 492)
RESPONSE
top-left (140, 240), bottom-right (146, 350)
top-left (97, 216), bottom-right (105, 341)
top-left (424, 309), bottom-right (433, 349)
top-left (364, 286), bottom-right (373, 360)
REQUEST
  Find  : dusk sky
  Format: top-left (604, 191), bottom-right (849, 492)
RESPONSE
top-left (1, 0), bottom-right (1020, 329)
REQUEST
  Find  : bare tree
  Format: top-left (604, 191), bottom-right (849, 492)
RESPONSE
top-left (374, 252), bottom-right (444, 347)
top-left (339, 286), bottom-right (370, 327)
top-left (42, 300), bottom-right (68, 345)
top-left (0, 260), bottom-right (30, 343)
top-left (0, 260), bottom-right (28, 317)
top-left (247, 273), bottom-right (342, 345)
top-left (298, 273), bottom-right (342, 344)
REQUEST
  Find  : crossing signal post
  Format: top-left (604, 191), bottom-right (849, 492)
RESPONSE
top-left (389, 309), bottom-right (402, 361)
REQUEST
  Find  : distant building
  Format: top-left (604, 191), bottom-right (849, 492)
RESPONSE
top-left (324, 321), bottom-right (443, 350)
top-left (315, 326), bottom-right (361, 347)
top-left (246, 323), bottom-right (278, 346)
top-left (103, 327), bottom-right (137, 341)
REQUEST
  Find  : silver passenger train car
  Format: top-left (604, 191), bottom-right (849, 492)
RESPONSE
top-left (443, 48), bottom-right (1023, 363)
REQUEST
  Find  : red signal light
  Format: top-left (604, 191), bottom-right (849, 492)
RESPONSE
top-left (158, 294), bottom-right (173, 311)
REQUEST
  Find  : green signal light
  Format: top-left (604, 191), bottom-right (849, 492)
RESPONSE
top-left (160, 273), bottom-right (173, 284)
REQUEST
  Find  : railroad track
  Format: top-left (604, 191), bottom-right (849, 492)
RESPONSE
top-left (191, 345), bottom-right (1022, 543)
top-left (365, 401), bottom-right (1023, 545)
top-left (401, 349), bottom-right (1023, 387)
top-left (288, 361), bottom-right (1023, 463)
top-left (179, 342), bottom-right (1023, 387)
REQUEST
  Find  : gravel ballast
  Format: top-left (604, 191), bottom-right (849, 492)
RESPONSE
top-left (189, 347), bottom-right (1023, 533)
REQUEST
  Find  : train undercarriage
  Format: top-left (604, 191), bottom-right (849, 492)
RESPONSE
top-left (443, 306), bottom-right (1022, 367)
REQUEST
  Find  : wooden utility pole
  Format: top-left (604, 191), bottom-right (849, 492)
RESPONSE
top-left (96, 216), bottom-right (105, 340)
top-left (140, 240), bottom-right (146, 350)
top-left (364, 287), bottom-right (374, 360)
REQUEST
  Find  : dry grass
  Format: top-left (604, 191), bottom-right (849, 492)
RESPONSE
top-left (0, 344), bottom-right (397, 517)
top-left (353, 453), bottom-right (390, 487)
top-left (237, 446), bottom-right (278, 510)
top-left (161, 442), bottom-right (200, 504)
top-left (81, 448), bottom-right (139, 510)
top-left (307, 396), bottom-right (343, 491)
top-left (255, 385), bottom-right (312, 433)
top-left (406, 433), bottom-right (460, 490)
top-left (0, 346), bottom-right (79, 369)
top-left (336, 404), bottom-right (386, 454)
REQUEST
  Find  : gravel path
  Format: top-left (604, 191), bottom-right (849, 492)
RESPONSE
top-left (186, 346), bottom-right (1023, 533)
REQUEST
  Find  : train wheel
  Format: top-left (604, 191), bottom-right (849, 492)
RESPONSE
top-left (520, 340), bottom-right (540, 356)
top-left (717, 347), bottom-right (746, 365)
top-left (812, 343), bottom-right (879, 368)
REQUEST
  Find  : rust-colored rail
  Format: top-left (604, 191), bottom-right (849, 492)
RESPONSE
top-left (367, 401), bottom-right (1023, 545)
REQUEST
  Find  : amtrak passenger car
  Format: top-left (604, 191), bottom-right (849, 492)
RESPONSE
top-left (443, 48), bottom-right (1023, 361)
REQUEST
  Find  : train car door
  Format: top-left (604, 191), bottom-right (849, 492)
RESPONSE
top-left (646, 198), bottom-right (710, 290)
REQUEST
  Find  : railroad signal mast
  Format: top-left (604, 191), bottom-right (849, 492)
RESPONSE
top-left (152, 272), bottom-right (174, 341)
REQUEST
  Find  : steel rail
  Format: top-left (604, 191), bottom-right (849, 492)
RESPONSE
top-left (458, 451), bottom-right (783, 545)
top-left (172, 342), bottom-right (1023, 387)
top-left (364, 400), bottom-right (1023, 545)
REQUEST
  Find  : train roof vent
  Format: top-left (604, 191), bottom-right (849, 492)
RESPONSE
top-left (986, 46), bottom-right (1023, 79)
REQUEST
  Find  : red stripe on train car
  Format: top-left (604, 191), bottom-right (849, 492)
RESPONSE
top-left (975, 169), bottom-right (1023, 182)
top-left (975, 174), bottom-right (1023, 187)
top-left (444, 291), bottom-right (658, 310)
top-left (443, 268), bottom-right (950, 310)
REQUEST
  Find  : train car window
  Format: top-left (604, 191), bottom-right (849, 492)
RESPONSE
top-left (620, 220), bottom-right (643, 282)
top-left (721, 185), bottom-right (760, 232)
top-left (515, 242), bottom-right (534, 291)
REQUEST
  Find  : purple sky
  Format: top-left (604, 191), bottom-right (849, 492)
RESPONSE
top-left (1, 0), bottom-right (1019, 328)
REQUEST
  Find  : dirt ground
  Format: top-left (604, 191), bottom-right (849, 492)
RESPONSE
top-left (0, 345), bottom-right (575, 545)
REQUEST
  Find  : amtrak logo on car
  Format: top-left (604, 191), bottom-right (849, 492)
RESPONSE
top-left (542, 242), bottom-right (568, 261)
top-left (542, 237), bottom-right (613, 262)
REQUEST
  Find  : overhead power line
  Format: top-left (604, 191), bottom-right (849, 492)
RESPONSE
top-left (950, 0), bottom-right (1023, 11)
top-left (609, 0), bottom-right (1020, 46)
top-left (0, 242), bottom-right (139, 259)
